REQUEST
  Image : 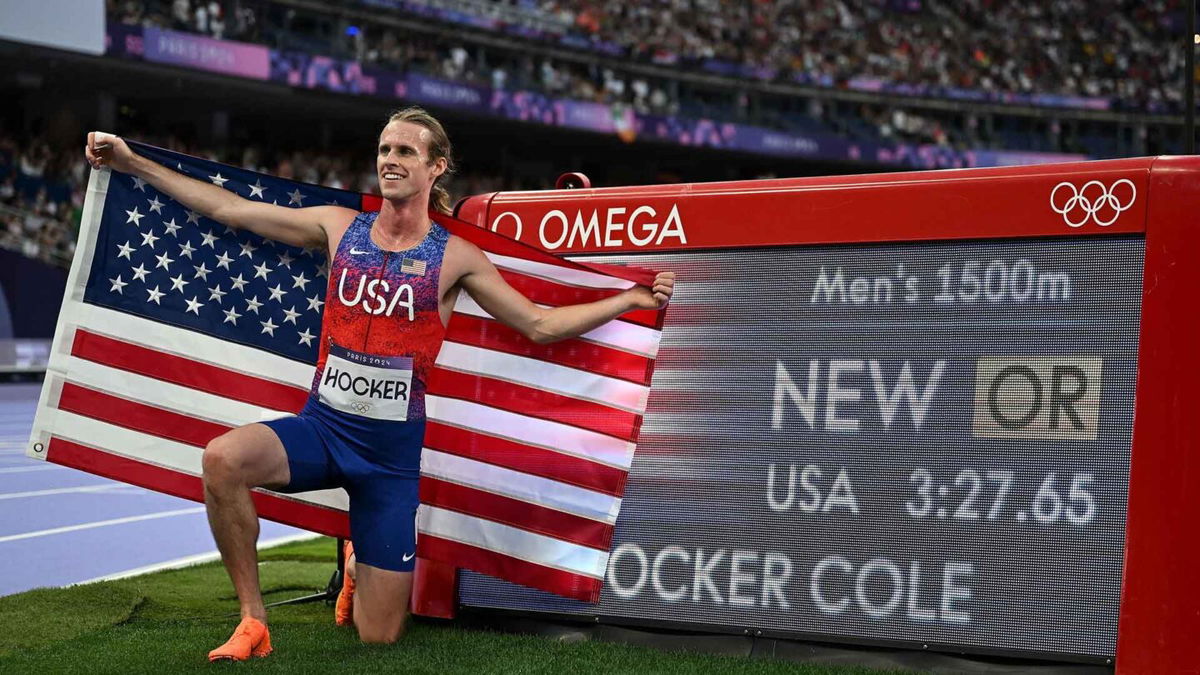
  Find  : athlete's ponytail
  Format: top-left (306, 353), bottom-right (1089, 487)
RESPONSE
top-left (384, 107), bottom-right (456, 215)
top-left (430, 184), bottom-right (453, 215)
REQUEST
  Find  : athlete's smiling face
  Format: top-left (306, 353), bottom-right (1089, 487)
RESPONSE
top-left (376, 120), bottom-right (447, 203)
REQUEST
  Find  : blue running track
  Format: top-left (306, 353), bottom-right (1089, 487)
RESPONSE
top-left (0, 383), bottom-right (314, 597)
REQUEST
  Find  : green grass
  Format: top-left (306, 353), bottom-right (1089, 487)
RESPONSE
top-left (0, 537), bottom-right (908, 675)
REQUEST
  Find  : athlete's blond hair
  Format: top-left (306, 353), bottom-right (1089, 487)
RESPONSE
top-left (385, 107), bottom-right (456, 215)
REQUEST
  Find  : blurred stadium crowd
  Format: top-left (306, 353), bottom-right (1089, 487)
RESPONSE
top-left (0, 125), bottom-right (521, 269)
top-left (105, 0), bottom-right (1187, 148)
top-left (5, 0), bottom-right (1190, 269)
top-left (110, 0), bottom-right (1183, 111)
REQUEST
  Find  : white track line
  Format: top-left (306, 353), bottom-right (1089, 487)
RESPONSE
top-left (0, 507), bottom-right (206, 544)
top-left (0, 484), bottom-right (128, 500)
top-left (0, 465), bottom-right (64, 474)
top-left (75, 532), bottom-right (322, 585)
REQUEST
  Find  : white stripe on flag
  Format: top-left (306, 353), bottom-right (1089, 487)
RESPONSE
top-left (418, 505), bottom-right (608, 579)
top-left (42, 410), bottom-right (348, 511)
top-left (61, 357), bottom-right (291, 425)
top-left (426, 396), bottom-right (636, 469)
top-left (421, 449), bottom-right (621, 523)
top-left (485, 252), bottom-right (636, 291)
top-left (434, 342), bottom-right (649, 413)
top-left (58, 301), bottom-right (315, 388)
top-left (452, 292), bottom-right (660, 358)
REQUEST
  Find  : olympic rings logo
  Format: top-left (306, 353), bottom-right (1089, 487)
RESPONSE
top-left (350, 401), bottom-right (372, 414)
top-left (1050, 179), bottom-right (1136, 228)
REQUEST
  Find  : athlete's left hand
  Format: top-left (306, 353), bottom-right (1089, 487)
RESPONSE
top-left (629, 271), bottom-right (675, 310)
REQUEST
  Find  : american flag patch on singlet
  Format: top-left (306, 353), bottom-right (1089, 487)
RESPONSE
top-left (401, 258), bottom-right (427, 276)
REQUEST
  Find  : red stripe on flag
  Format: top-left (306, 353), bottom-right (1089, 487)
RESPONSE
top-left (432, 212), bottom-right (655, 287)
top-left (496, 270), bottom-right (659, 328)
top-left (444, 314), bottom-right (653, 385)
top-left (71, 329), bottom-right (308, 413)
top-left (45, 437), bottom-right (349, 538)
top-left (424, 421), bottom-right (627, 497)
top-left (427, 369), bottom-right (638, 442)
top-left (57, 382), bottom-right (231, 448)
top-left (419, 477), bottom-right (612, 551)
top-left (417, 533), bottom-right (601, 603)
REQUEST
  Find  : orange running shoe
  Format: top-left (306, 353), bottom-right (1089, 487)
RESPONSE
top-left (207, 616), bottom-right (272, 662)
top-left (334, 541), bottom-right (356, 627)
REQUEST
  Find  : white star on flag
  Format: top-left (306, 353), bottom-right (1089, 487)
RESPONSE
top-left (277, 251), bottom-right (294, 267)
top-left (291, 272), bottom-right (310, 290)
top-left (288, 188), bottom-right (305, 205)
top-left (253, 261), bottom-right (272, 280)
top-left (140, 230), bottom-right (159, 248)
top-left (109, 275), bottom-right (127, 294)
top-left (125, 208), bottom-right (144, 226)
top-left (230, 274), bottom-right (249, 291)
top-left (208, 284), bottom-right (227, 302)
top-left (297, 328), bottom-right (315, 346)
top-left (131, 263), bottom-right (150, 281)
top-left (260, 318), bottom-right (278, 336)
top-left (117, 241), bottom-right (135, 259)
top-left (215, 251), bottom-right (234, 269)
top-left (282, 306), bottom-right (301, 324)
top-left (154, 252), bottom-right (174, 270)
top-left (306, 294), bottom-right (324, 312)
top-left (267, 284), bottom-right (286, 302)
top-left (209, 172), bottom-right (229, 187)
top-left (222, 306), bottom-right (242, 325)
top-left (169, 274), bottom-right (188, 292)
top-left (185, 296), bottom-right (205, 314)
top-left (185, 209), bottom-right (201, 225)
top-left (178, 240), bottom-right (196, 258)
top-left (131, 176), bottom-right (148, 191)
top-left (245, 296), bottom-right (263, 314)
top-left (163, 218), bottom-right (181, 236)
top-left (200, 230), bottom-right (218, 248)
top-left (249, 180), bottom-right (267, 199)
top-left (145, 285), bottom-right (164, 304)
top-left (193, 263), bottom-right (211, 281)
top-left (239, 241), bottom-right (258, 258)
top-left (148, 196), bottom-right (165, 214)
top-left (316, 262), bottom-right (329, 278)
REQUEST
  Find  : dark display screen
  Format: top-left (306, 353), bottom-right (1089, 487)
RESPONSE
top-left (458, 236), bottom-right (1145, 660)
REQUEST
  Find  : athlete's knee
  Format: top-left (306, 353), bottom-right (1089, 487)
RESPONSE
top-left (356, 616), bottom-right (407, 645)
top-left (202, 433), bottom-right (247, 485)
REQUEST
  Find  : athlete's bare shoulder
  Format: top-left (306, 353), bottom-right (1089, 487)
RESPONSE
top-left (317, 207), bottom-right (362, 258)
top-left (437, 233), bottom-right (479, 293)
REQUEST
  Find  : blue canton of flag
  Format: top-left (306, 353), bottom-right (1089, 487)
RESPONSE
top-left (82, 142), bottom-right (363, 363)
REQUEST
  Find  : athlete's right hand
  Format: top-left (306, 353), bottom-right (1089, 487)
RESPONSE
top-left (86, 132), bottom-right (136, 173)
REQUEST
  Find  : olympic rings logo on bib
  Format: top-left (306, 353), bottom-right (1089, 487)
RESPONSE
top-left (1049, 179), bottom-right (1136, 228)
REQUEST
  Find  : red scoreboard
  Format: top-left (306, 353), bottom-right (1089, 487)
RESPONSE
top-left (413, 157), bottom-right (1200, 673)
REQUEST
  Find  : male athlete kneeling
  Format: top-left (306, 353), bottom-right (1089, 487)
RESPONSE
top-left (85, 107), bottom-right (674, 660)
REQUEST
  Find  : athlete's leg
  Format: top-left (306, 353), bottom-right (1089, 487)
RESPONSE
top-left (201, 423), bottom-right (291, 622)
top-left (352, 564), bottom-right (413, 643)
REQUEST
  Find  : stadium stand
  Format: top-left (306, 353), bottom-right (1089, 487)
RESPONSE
top-left (1, 0), bottom-right (1189, 269)
top-left (104, 0), bottom-right (1185, 157)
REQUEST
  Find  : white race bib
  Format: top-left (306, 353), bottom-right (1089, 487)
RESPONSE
top-left (318, 343), bottom-right (413, 421)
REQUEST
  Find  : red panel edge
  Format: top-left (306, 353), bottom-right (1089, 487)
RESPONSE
top-left (411, 558), bottom-right (458, 618)
top-left (461, 157), bottom-right (1153, 254)
top-left (1116, 156), bottom-right (1200, 675)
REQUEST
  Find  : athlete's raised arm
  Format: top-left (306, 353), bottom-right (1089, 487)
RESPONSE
top-left (86, 132), bottom-right (356, 251)
top-left (448, 236), bottom-right (673, 344)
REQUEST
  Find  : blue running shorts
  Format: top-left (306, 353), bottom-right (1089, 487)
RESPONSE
top-left (261, 396), bottom-right (423, 572)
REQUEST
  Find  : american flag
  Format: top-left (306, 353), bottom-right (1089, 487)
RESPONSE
top-left (27, 142), bottom-right (665, 603)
